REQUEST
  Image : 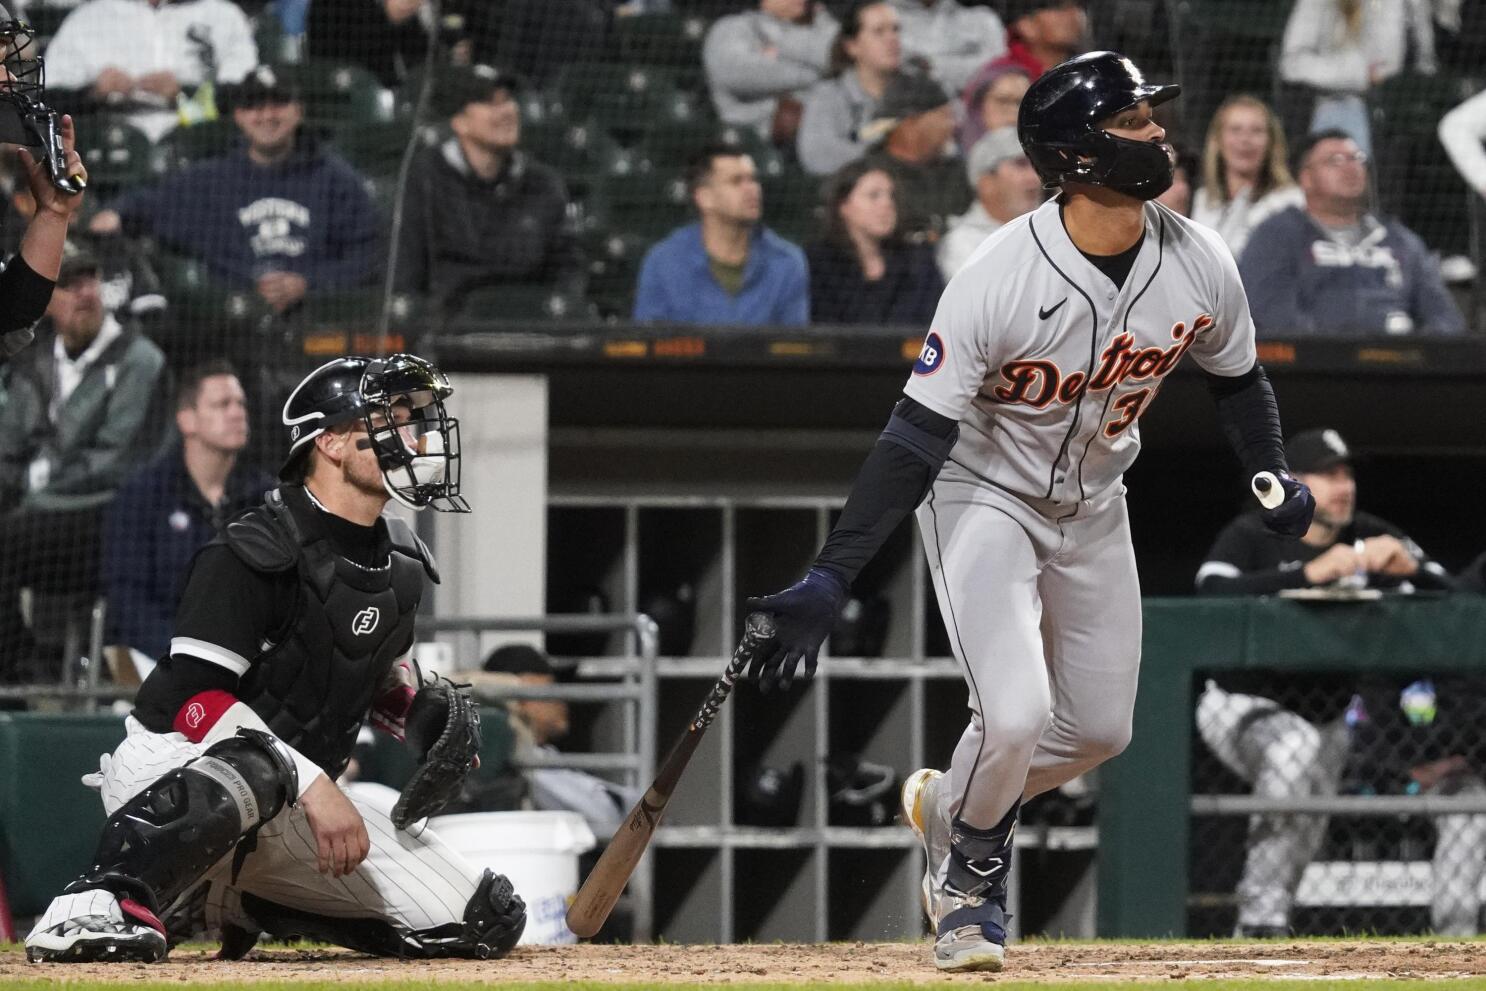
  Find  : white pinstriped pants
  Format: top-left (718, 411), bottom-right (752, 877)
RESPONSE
top-left (77, 716), bottom-right (480, 934)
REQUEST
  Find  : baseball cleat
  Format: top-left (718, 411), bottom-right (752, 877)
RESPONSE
top-left (933, 897), bottom-right (1007, 972)
top-left (901, 767), bottom-right (950, 928)
top-left (25, 889), bottom-right (168, 963)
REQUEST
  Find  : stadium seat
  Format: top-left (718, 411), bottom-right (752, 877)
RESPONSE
top-left (599, 167), bottom-right (691, 241)
top-left (762, 166), bottom-right (823, 245)
top-left (73, 116), bottom-right (155, 194)
top-left (1182, 0), bottom-right (1292, 39)
top-left (333, 117), bottom-right (424, 180)
top-left (1371, 72), bottom-right (1476, 256)
top-left (584, 229), bottom-right (648, 319)
top-left (553, 63), bottom-right (706, 146)
top-left (614, 13), bottom-right (709, 91)
top-left (151, 118), bottom-right (238, 173)
top-left (23, 3), bottom-right (70, 43)
top-left (452, 283), bottom-right (595, 326)
top-left (276, 60), bottom-right (396, 129)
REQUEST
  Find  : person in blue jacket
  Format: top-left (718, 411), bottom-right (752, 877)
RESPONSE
top-left (87, 65), bottom-right (381, 315)
top-left (1238, 129), bottom-right (1465, 338)
top-left (633, 142), bottom-right (810, 326)
top-left (103, 361), bottom-right (273, 666)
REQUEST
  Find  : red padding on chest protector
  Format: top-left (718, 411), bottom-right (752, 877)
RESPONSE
top-left (174, 689), bottom-right (240, 742)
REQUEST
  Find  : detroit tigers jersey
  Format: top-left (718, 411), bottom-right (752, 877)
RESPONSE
top-left (904, 196), bottom-right (1257, 506)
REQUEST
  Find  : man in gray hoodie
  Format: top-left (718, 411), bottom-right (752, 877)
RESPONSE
top-left (702, 0), bottom-right (838, 144)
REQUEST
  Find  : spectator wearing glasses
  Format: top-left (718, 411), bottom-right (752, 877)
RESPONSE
top-left (1238, 129), bottom-right (1464, 338)
top-left (88, 66), bottom-right (381, 315)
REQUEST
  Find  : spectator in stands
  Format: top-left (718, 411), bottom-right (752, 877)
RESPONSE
top-left (702, 0), bottom-right (838, 147)
top-left (632, 142), bottom-right (808, 326)
top-left (445, 0), bottom-right (609, 88)
top-left (956, 62), bottom-right (1028, 156)
top-left (860, 70), bottom-right (970, 243)
top-left (1439, 87), bottom-right (1486, 203)
top-left (1192, 95), bottom-right (1303, 259)
top-left (1349, 674), bottom-right (1486, 936)
top-left (393, 64), bottom-right (583, 320)
top-left (937, 126), bottom-right (1041, 278)
top-left (797, 0), bottom-right (902, 177)
top-left (469, 644), bottom-right (640, 838)
top-left (1194, 427), bottom-right (1461, 937)
top-left (888, 0), bottom-right (1004, 94)
top-left (307, 0), bottom-right (431, 88)
top-left (957, 0), bottom-right (1083, 150)
top-left (1155, 146), bottom-right (1194, 216)
top-left (102, 361), bottom-right (271, 666)
top-left (43, 0), bottom-right (258, 142)
top-left (88, 66), bottom-right (380, 315)
top-left (1278, 0), bottom-right (1435, 157)
top-left (806, 159), bottom-right (940, 325)
top-left (0, 243), bottom-right (167, 681)
top-left (1239, 130), bottom-right (1464, 338)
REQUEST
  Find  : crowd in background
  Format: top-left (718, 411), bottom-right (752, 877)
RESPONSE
top-left (1, 0), bottom-right (1486, 688)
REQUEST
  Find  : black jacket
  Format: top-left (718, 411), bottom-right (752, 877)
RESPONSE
top-left (806, 238), bottom-right (942, 326)
top-left (393, 139), bottom-right (584, 318)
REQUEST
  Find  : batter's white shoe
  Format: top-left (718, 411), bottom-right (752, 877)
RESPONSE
top-left (933, 896), bottom-right (1007, 972)
top-left (900, 767), bottom-right (951, 928)
top-left (25, 889), bottom-right (168, 963)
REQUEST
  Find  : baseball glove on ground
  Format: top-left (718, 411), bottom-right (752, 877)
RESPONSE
top-left (392, 676), bottom-right (482, 830)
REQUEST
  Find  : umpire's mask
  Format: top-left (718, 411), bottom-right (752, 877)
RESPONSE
top-left (0, 4), bottom-right (84, 194)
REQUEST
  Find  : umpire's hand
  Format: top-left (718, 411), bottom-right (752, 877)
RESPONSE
top-left (745, 568), bottom-right (848, 693)
top-left (301, 774), bottom-right (371, 877)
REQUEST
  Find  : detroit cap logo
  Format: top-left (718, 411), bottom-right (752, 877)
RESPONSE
top-left (353, 607), bottom-right (380, 636)
top-left (913, 332), bottom-right (945, 376)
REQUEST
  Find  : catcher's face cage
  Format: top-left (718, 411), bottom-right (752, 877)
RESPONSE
top-left (0, 7), bottom-right (81, 194)
top-left (359, 355), bottom-right (469, 514)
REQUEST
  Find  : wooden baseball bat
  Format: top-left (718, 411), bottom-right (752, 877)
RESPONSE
top-left (565, 611), bottom-right (776, 939)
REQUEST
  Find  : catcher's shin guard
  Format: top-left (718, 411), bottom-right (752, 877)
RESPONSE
top-left (238, 868), bottom-right (526, 959)
top-left (65, 730), bottom-right (297, 915)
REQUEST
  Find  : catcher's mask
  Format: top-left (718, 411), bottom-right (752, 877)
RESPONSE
top-left (0, 4), bottom-right (83, 194)
top-left (281, 353), bottom-right (469, 513)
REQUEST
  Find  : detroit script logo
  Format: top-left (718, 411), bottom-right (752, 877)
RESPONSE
top-left (993, 315), bottom-right (1212, 438)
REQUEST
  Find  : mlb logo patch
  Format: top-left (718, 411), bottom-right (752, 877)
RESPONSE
top-left (913, 332), bottom-right (945, 376)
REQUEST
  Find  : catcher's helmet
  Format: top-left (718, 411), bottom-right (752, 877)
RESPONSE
top-left (1018, 51), bottom-right (1179, 200)
top-left (0, 3), bottom-right (83, 194)
top-left (281, 353), bottom-right (469, 513)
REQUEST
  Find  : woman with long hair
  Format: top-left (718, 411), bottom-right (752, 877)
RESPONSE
top-left (806, 159), bottom-right (942, 324)
top-left (797, 0), bottom-right (902, 176)
top-left (1192, 95), bottom-right (1303, 258)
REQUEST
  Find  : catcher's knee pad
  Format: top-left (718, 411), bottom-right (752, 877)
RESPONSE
top-left (238, 868), bottom-right (524, 960)
top-left (67, 729), bottom-right (297, 914)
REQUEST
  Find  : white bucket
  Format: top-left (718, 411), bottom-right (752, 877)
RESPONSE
top-left (428, 810), bottom-right (597, 945)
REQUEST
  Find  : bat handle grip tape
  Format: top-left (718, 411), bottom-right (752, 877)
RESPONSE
top-left (1252, 471), bottom-right (1284, 510)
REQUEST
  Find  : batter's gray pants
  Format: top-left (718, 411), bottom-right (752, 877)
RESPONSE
top-left (916, 468), bottom-right (1141, 832)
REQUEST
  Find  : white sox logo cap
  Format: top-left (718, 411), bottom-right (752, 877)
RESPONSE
top-left (352, 607), bottom-right (380, 636)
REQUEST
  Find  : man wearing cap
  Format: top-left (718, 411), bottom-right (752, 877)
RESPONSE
top-left (0, 241), bottom-right (167, 680)
top-left (470, 644), bottom-right (639, 838)
top-left (393, 63), bottom-right (583, 320)
top-left (1194, 427), bottom-right (1462, 937)
top-left (89, 65), bottom-right (380, 317)
top-left (936, 125), bottom-right (1043, 278)
top-left (860, 71), bottom-right (971, 242)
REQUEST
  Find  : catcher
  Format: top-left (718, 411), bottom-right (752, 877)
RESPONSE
top-left (26, 353), bottom-right (525, 963)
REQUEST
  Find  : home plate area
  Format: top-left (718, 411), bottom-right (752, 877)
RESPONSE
top-left (5, 939), bottom-right (1486, 984)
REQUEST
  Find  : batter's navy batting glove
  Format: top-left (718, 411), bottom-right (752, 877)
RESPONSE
top-left (1260, 471), bottom-right (1315, 537)
top-left (745, 567), bottom-right (848, 693)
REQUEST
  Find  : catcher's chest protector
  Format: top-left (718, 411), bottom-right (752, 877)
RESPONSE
top-left (228, 490), bottom-right (427, 777)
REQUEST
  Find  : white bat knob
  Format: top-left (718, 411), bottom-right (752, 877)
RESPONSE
top-left (1251, 471), bottom-right (1284, 510)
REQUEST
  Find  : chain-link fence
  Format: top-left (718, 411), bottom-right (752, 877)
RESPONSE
top-left (1190, 670), bottom-right (1486, 937)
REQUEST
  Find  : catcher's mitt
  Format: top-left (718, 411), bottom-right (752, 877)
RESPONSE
top-left (392, 675), bottom-right (482, 830)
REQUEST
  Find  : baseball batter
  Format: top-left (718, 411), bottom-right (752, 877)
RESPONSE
top-left (26, 353), bottom-right (527, 963)
top-left (747, 52), bottom-right (1316, 972)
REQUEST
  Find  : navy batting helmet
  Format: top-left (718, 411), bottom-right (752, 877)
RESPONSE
top-left (1017, 51), bottom-right (1179, 200)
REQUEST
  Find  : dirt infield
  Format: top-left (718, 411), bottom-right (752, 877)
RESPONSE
top-left (4, 939), bottom-right (1485, 984)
